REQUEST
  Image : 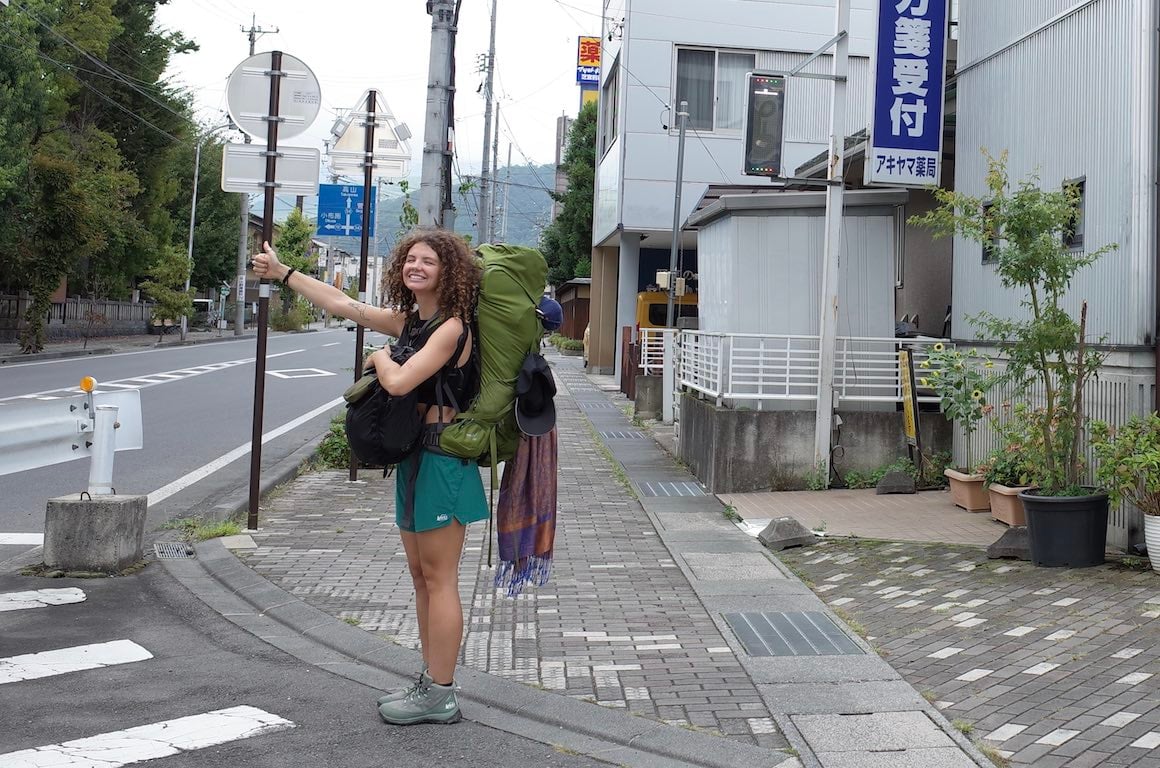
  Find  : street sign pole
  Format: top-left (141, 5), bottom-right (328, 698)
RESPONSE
top-left (248, 50), bottom-right (284, 530)
top-left (349, 90), bottom-right (377, 482)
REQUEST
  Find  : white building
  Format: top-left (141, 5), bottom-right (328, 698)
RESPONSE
top-left (588, 0), bottom-right (878, 375)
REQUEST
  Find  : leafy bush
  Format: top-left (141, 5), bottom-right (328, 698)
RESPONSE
top-left (1091, 414), bottom-right (1160, 515)
top-left (316, 414), bottom-right (350, 468)
top-left (269, 296), bottom-right (313, 331)
top-left (558, 338), bottom-right (583, 351)
top-left (917, 344), bottom-right (997, 473)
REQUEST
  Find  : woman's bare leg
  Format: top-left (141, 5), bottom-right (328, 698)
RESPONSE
top-left (414, 520), bottom-right (467, 684)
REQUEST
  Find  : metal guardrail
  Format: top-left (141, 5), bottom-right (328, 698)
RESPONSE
top-left (0, 386), bottom-right (143, 491)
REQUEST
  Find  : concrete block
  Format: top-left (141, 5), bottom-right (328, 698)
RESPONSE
top-left (43, 494), bottom-right (147, 572)
top-left (986, 525), bottom-right (1031, 560)
top-left (759, 516), bottom-right (817, 551)
top-left (634, 375), bottom-right (661, 420)
top-left (876, 470), bottom-right (916, 494)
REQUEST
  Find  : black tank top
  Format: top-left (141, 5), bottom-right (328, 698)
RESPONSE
top-left (402, 314), bottom-right (479, 412)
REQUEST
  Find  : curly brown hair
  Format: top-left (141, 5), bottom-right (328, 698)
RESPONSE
top-left (381, 228), bottom-right (481, 322)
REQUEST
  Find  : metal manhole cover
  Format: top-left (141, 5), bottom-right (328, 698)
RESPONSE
top-left (154, 542), bottom-right (194, 559)
top-left (723, 611), bottom-right (863, 657)
top-left (637, 481), bottom-right (706, 497)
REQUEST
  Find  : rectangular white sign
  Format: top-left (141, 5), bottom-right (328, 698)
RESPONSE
top-left (221, 143), bottom-right (321, 196)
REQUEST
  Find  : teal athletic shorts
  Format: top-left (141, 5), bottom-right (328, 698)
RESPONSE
top-left (395, 448), bottom-right (489, 533)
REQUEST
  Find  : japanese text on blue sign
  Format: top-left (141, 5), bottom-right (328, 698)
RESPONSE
top-left (316, 184), bottom-right (376, 239)
top-left (866, 0), bottom-right (948, 187)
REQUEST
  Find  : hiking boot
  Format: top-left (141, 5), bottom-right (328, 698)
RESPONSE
top-left (376, 669), bottom-right (430, 706)
top-left (377, 679), bottom-right (461, 725)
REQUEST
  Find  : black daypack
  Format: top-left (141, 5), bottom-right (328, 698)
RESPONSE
top-left (343, 316), bottom-right (442, 467)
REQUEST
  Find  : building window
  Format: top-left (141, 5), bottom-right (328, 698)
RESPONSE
top-left (600, 57), bottom-right (619, 157)
top-left (675, 47), bottom-right (755, 133)
top-left (981, 202), bottom-right (999, 263)
top-left (1063, 177), bottom-right (1085, 250)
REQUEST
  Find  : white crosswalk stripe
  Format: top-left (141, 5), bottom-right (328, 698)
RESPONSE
top-left (0, 639), bottom-right (153, 684)
top-left (0, 706), bottom-right (295, 767)
top-left (0, 588), bottom-right (86, 612)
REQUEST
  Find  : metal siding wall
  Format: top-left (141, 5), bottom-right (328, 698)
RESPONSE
top-left (756, 53), bottom-right (871, 142)
top-left (958, 0), bottom-right (1084, 64)
top-left (954, 0), bottom-right (1150, 346)
top-left (698, 218), bottom-right (737, 332)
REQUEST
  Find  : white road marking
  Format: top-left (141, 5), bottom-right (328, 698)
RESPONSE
top-left (267, 368), bottom-right (336, 379)
top-left (0, 588), bottom-right (85, 612)
top-left (0, 639), bottom-right (152, 684)
top-left (146, 397), bottom-right (345, 507)
top-left (0, 533), bottom-right (43, 546)
top-left (0, 349), bottom-right (304, 402)
top-left (0, 706), bottom-right (295, 766)
top-left (322, 342), bottom-right (340, 347)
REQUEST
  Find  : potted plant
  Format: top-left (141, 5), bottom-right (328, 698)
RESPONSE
top-left (918, 343), bottom-right (997, 512)
top-left (1092, 415), bottom-right (1160, 572)
top-left (976, 407), bottom-right (1036, 526)
top-left (912, 152), bottom-right (1117, 567)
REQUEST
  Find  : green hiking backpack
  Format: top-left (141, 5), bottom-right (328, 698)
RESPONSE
top-left (440, 243), bottom-right (547, 466)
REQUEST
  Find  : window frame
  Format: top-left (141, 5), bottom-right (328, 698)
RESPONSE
top-left (1062, 176), bottom-right (1086, 251)
top-left (600, 56), bottom-right (620, 159)
top-left (673, 45), bottom-right (757, 135)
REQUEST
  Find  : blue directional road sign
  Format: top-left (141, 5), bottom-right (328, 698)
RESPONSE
top-left (316, 184), bottom-right (377, 238)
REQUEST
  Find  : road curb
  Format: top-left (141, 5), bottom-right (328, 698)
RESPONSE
top-left (171, 538), bottom-right (800, 768)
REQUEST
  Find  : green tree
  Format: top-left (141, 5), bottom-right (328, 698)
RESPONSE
top-left (540, 101), bottom-right (596, 286)
top-left (140, 244), bottom-right (192, 335)
top-left (273, 207), bottom-right (316, 314)
top-left (16, 153), bottom-right (92, 353)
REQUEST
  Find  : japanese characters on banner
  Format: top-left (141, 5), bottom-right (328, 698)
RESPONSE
top-left (865, 0), bottom-right (949, 187)
top-left (576, 36), bottom-right (601, 84)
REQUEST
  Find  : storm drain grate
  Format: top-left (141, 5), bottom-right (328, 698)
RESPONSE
top-left (154, 542), bottom-right (194, 559)
top-left (637, 481), bottom-right (706, 497)
top-left (723, 611), bottom-right (864, 657)
top-left (600, 430), bottom-right (647, 440)
top-left (577, 401), bottom-right (617, 410)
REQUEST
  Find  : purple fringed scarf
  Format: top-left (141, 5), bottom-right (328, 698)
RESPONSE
top-left (495, 428), bottom-right (557, 596)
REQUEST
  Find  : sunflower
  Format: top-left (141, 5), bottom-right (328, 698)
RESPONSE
top-left (919, 377), bottom-right (930, 387)
top-left (933, 342), bottom-right (945, 352)
top-left (984, 360), bottom-right (995, 369)
top-left (971, 389), bottom-right (984, 400)
top-left (919, 360), bottom-right (930, 369)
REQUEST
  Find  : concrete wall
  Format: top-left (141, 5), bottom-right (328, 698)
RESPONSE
top-left (679, 394), bottom-right (951, 493)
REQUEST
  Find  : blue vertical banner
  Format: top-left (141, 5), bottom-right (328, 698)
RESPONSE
top-left (865, 0), bottom-right (949, 187)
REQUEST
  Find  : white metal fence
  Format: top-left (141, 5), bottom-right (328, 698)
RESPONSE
top-left (659, 330), bottom-right (946, 405)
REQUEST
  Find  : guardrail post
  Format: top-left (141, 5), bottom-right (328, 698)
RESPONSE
top-left (87, 405), bottom-right (118, 495)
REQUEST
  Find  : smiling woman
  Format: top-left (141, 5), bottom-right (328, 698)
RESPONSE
top-left (250, 228), bottom-right (486, 726)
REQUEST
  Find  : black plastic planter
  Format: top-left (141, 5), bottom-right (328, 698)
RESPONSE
top-left (1019, 488), bottom-right (1109, 568)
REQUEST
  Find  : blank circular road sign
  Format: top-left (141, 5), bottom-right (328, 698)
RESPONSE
top-left (226, 51), bottom-right (321, 141)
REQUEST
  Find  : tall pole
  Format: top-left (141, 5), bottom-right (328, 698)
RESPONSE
top-left (477, 0), bottom-right (498, 243)
top-left (247, 50), bottom-right (283, 531)
top-left (180, 138), bottom-right (203, 342)
top-left (490, 100), bottom-right (501, 241)
top-left (665, 101), bottom-right (689, 328)
top-left (420, 0), bottom-right (456, 227)
top-left (236, 17), bottom-right (277, 335)
top-left (349, 90), bottom-right (377, 482)
top-left (813, 0), bottom-right (851, 486)
top-left (501, 143), bottom-right (512, 240)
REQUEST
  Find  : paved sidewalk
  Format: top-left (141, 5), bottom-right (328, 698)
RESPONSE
top-left (219, 352), bottom-right (984, 768)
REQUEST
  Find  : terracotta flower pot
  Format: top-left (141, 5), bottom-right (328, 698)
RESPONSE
top-left (989, 483), bottom-right (1033, 526)
top-left (944, 468), bottom-right (990, 512)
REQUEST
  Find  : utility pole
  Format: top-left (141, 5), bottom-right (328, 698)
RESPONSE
top-left (419, 0), bottom-right (457, 227)
top-left (665, 101), bottom-right (689, 328)
top-left (490, 100), bottom-right (501, 241)
top-left (477, 0), bottom-right (498, 243)
top-left (812, 0), bottom-right (851, 485)
top-left (235, 15), bottom-right (277, 335)
top-left (501, 143), bottom-right (512, 240)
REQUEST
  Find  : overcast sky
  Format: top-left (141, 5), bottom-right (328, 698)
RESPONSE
top-left (155, 0), bottom-right (603, 187)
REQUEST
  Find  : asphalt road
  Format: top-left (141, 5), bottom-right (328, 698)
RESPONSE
top-left (0, 328), bottom-right (391, 562)
top-left (0, 563), bottom-right (612, 767)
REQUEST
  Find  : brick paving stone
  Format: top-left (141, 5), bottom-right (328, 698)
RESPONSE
top-left (239, 360), bottom-right (787, 749)
top-left (780, 538), bottom-right (1160, 765)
